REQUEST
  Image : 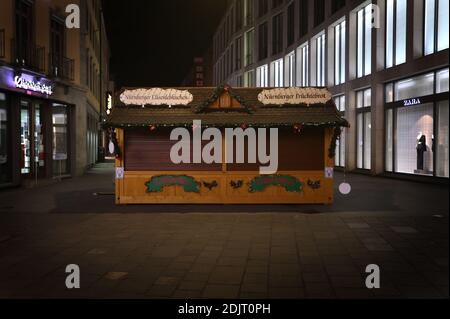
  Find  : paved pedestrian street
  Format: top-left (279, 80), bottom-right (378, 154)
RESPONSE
top-left (0, 164), bottom-right (448, 299)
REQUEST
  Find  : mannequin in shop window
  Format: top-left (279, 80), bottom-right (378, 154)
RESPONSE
top-left (416, 133), bottom-right (427, 171)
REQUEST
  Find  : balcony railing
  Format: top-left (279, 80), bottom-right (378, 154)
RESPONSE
top-left (11, 39), bottom-right (46, 73)
top-left (49, 53), bottom-right (74, 81)
top-left (0, 29), bottom-right (5, 59)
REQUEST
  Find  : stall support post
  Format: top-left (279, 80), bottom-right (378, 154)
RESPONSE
top-left (115, 128), bottom-right (124, 204)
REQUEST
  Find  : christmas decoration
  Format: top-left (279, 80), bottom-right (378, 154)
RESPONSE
top-left (293, 124), bottom-right (303, 134)
top-left (145, 175), bottom-right (201, 193)
top-left (230, 180), bottom-right (243, 189)
top-left (307, 179), bottom-right (321, 190)
top-left (203, 180), bottom-right (218, 191)
top-left (249, 175), bottom-right (303, 193)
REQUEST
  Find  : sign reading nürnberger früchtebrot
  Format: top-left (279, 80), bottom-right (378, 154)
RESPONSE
top-left (120, 88), bottom-right (193, 106)
top-left (258, 88), bottom-right (332, 106)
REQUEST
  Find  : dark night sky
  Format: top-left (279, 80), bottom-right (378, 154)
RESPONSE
top-left (102, 0), bottom-right (228, 88)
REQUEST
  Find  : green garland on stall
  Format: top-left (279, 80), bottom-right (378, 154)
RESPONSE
top-left (145, 175), bottom-right (201, 193)
top-left (249, 175), bottom-right (303, 193)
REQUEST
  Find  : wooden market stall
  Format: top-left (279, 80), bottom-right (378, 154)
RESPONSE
top-left (104, 86), bottom-right (349, 205)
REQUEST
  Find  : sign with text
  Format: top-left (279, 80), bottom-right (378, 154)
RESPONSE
top-left (120, 88), bottom-right (193, 106)
top-left (14, 75), bottom-right (53, 95)
top-left (258, 88), bottom-right (332, 106)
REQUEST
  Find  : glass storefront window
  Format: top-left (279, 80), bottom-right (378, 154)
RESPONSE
top-left (334, 95), bottom-right (346, 112)
top-left (20, 101), bottom-right (31, 174)
top-left (386, 69), bottom-right (449, 177)
top-left (0, 93), bottom-right (12, 184)
top-left (437, 0), bottom-right (449, 51)
top-left (35, 104), bottom-right (45, 170)
top-left (395, 103), bottom-right (434, 175)
top-left (52, 104), bottom-right (69, 176)
top-left (394, 73), bottom-right (434, 101)
top-left (386, 109), bottom-right (394, 172)
top-left (335, 128), bottom-right (346, 167)
top-left (356, 89), bottom-right (371, 169)
top-left (437, 101), bottom-right (449, 177)
top-left (385, 83), bottom-right (394, 103)
top-left (364, 112), bottom-right (372, 169)
top-left (436, 68), bottom-right (449, 94)
top-left (334, 94), bottom-right (346, 168)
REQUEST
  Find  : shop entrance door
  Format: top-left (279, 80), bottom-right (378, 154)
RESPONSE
top-left (20, 100), bottom-right (46, 183)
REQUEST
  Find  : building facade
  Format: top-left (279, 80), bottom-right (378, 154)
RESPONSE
top-left (0, 0), bottom-right (111, 188)
top-left (181, 47), bottom-right (214, 87)
top-left (212, 0), bottom-right (449, 180)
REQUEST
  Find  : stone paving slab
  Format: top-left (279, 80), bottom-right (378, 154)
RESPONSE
top-left (0, 211), bottom-right (448, 299)
top-left (0, 164), bottom-right (448, 299)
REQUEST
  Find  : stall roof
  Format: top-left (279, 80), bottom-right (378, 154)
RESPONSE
top-left (105, 86), bottom-right (349, 128)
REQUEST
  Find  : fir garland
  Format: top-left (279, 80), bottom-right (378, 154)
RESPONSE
top-left (249, 175), bottom-right (303, 193)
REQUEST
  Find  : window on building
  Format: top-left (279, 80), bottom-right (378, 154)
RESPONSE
top-left (235, 37), bottom-right (243, 70)
top-left (272, 0), bottom-right (283, 9)
top-left (52, 104), bottom-right (69, 176)
top-left (0, 93), bottom-right (11, 185)
top-left (385, 69), bottom-right (449, 177)
top-left (50, 17), bottom-right (65, 78)
top-left (236, 0), bottom-right (243, 31)
top-left (256, 64), bottom-right (269, 87)
top-left (332, 0), bottom-right (346, 13)
top-left (258, 22), bottom-right (268, 61)
top-left (296, 42), bottom-right (309, 87)
top-left (334, 19), bottom-right (346, 85)
top-left (225, 17), bottom-right (229, 45)
top-left (285, 51), bottom-right (295, 87)
top-left (357, 4), bottom-right (372, 78)
top-left (258, 0), bottom-right (268, 17)
top-left (15, 0), bottom-right (33, 65)
top-left (272, 13), bottom-right (283, 55)
top-left (298, 0), bottom-right (308, 38)
top-left (314, 0), bottom-right (325, 26)
top-left (386, 0), bottom-right (407, 68)
top-left (87, 112), bottom-right (98, 167)
top-left (244, 29), bottom-right (255, 66)
top-left (244, 0), bottom-right (254, 26)
top-left (236, 74), bottom-right (243, 87)
top-left (270, 58), bottom-right (284, 87)
top-left (287, 2), bottom-right (295, 46)
top-left (231, 6), bottom-right (235, 36)
top-left (298, 0), bottom-right (309, 37)
top-left (356, 88), bottom-right (372, 170)
top-left (334, 95), bottom-right (346, 167)
top-left (424, 0), bottom-right (450, 55)
top-left (244, 70), bottom-right (255, 87)
top-left (314, 33), bottom-right (326, 86)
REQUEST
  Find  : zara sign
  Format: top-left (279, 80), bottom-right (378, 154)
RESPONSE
top-left (403, 98), bottom-right (421, 107)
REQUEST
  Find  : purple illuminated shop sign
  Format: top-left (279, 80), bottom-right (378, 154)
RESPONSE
top-left (0, 67), bottom-right (54, 96)
top-left (14, 75), bottom-right (53, 95)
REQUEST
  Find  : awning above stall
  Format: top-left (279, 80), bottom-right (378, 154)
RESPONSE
top-left (104, 86), bottom-right (349, 128)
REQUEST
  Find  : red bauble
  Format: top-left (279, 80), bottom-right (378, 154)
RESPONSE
top-left (294, 124), bottom-right (303, 134)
